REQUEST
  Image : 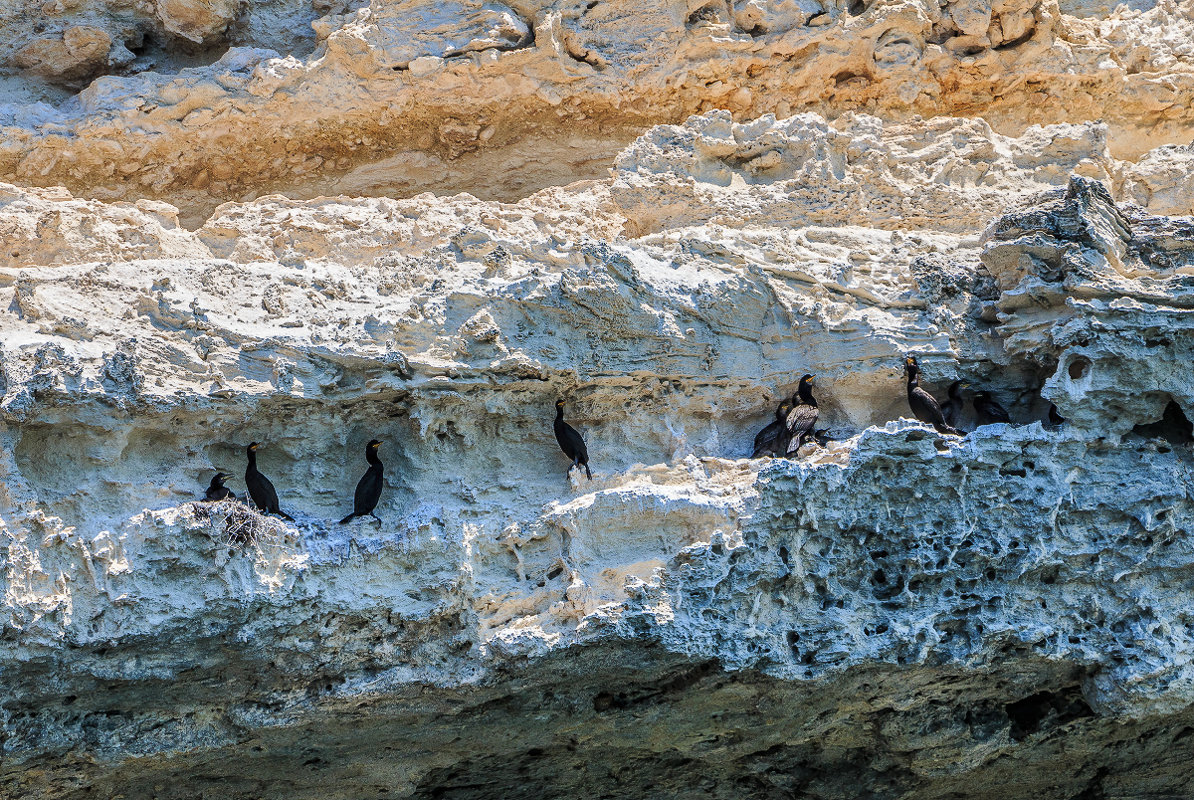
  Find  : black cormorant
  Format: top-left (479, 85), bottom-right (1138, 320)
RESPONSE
top-left (752, 399), bottom-right (793, 458)
top-left (784, 374), bottom-right (819, 455)
top-left (203, 472), bottom-right (235, 502)
top-left (554, 399), bottom-right (591, 479)
top-left (340, 439), bottom-right (384, 524)
top-left (974, 390), bottom-right (1012, 425)
top-left (941, 381), bottom-right (968, 429)
top-left (904, 357), bottom-right (963, 436)
top-left (244, 442), bottom-right (293, 521)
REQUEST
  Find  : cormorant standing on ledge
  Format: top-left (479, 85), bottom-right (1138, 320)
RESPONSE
top-left (974, 390), bottom-right (1012, 425)
top-left (554, 399), bottom-right (591, 479)
top-left (340, 440), bottom-right (384, 524)
top-left (784, 374), bottom-right (819, 454)
top-left (941, 381), bottom-right (968, 429)
top-left (203, 472), bottom-right (235, 502)
top-left (904, 357), bottom-right (964, 436)
top-left (752, 399), bottom-right (793, 458)
top-left (245, 442), bottom-right (293, 521)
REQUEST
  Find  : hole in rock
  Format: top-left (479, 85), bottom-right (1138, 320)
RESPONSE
top-left (1067, 357), bottom-right (1092, 380)
top-left (686, 4), bottom-right (722, 26)
top-left (1005, 686), bottom-right (1094, 741)
top-left (847, 0), bottom-right (867, 14)
top-left (993, 28), bottom-right (1035, 50)
top-left (1132, 400), bottom-right (1193, 444)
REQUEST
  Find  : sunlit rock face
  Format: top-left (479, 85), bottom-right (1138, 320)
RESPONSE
top-left (0, 0), bottom-right (1192, 225)
top-left (4, 105), bottom-right (1194, 797)
top-left (2, 0), bottom-right (1194, 795)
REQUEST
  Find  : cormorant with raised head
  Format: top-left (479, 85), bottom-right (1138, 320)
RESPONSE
top-left (784, 374), bottom-right (819, 455)
top-left (554, 399), bottom-right (591, 479)
top-left (340, 439), bottom-right (384, 524)
top-left (752, 398), bottom-right (793, 458)
top-left (904, 357), bottom-right (963, 436)
top-left (203, 472), bottom-right (235, 502)
top-left (974, 390), bottom-right (1012, 425)
top-left (941, 381), bottom-right (968, 429)
top-left (244, 442), bottom-right (294, 520)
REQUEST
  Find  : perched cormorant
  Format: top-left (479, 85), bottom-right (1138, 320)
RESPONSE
top-left (554, 399), bottom-right (592, 479)
top-left (941, 381), bottom-right (968, 429)
top-left (974, 390), bottom-right (1012, 425)
top-left (904, 357), bottom-right (964, 436)
top-left (784, 374), bottom-right (819, 455)
top-left (752, 399), bottom-right (793, 458)
top-left (1048, 404), bottom-right (1066, 427)
top-left (340, 439), bottom-right (384, 524)
top-left (203, 472), bottom-right (235, 502)
top-left (244, 442), bottom-right (294, 521)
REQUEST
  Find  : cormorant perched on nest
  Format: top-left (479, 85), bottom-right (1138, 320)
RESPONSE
top-left (904, 357), bottom-right (963, 436)
top-left (203, 472), bottom-right (235, 502)
top-left (784, 374), bottom-right (819, 454)
top-left (752, 398), bottom-right (793, 458)
top-left (244, 442), bottom-right (294, 521)
top-left (941, 381), bottom-right (968, 429)
top-left (340, 439), bottom-right (384, 524)
top-left (554, 399), bottom-right (591, 479)
top-left (974, 390), bottom-right (1012, 425)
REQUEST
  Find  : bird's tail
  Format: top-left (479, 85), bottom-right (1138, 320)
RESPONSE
top-left (278, 510), bottom-right (295, 522)
top-left (585, 463), bottom-right (592, 480)
top-left (339, 513), bottom-right (357, 525)
top-left (935, 424), bottom-right (965, 437)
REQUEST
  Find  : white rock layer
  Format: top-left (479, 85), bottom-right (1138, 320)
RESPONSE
top-left (3, 109), bottom-right (1194, 797)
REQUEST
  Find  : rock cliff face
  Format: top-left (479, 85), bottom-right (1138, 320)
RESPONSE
top-left (2, 0), bottom-right (1194, 798)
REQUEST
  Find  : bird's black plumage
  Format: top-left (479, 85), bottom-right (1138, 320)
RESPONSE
top-left (554, 400), bottom-right (591, 479)
top-left (974, 391), bottom-right (1011, 425)
top-left (203, 472), bottom-right (235, 502)
top-left (752, 399), bottom-right (793, 458)
top-left (904, 357), bottom-right (964, 436)
top-left (340, 439), bottom-right (384, 524)
top-left (784, 374), bottom-right (820, 455)
top-left (941, 380), bottom-right (968, 429)
top-left (245, 442), bottom-right (293, 520)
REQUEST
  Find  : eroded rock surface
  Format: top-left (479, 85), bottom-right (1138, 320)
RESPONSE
top-left (0, 0), bottom-right (1192, 223)
top-left (3, 110), bottom-right (1194, 798)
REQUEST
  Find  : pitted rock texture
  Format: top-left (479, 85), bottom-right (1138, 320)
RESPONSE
top-left (0, 0), bottom-right (1192, 224)
top-left (4, 109), bottom-right (1194, 798)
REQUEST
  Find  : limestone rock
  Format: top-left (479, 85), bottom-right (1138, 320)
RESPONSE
top-left (11, 25), bottom-right (113, 80)
top-left (156, 0), bottom-right (242, 44)
top-left (0, 0), bottom-right (1191, 219)
top-left (3, 110), bottom-right (1194, 797)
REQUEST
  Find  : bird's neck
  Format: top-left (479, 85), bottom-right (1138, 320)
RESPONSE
top-left (366, 449), bottom-right (382, 467)
top-left (906, 371), bottom-right (919, 390)
top-left (247, 450), bottom-right (257, 468)
top-left (798, 385), bottom-right (816, 406)
top-left (555, 406), bottom-right (564, 422)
